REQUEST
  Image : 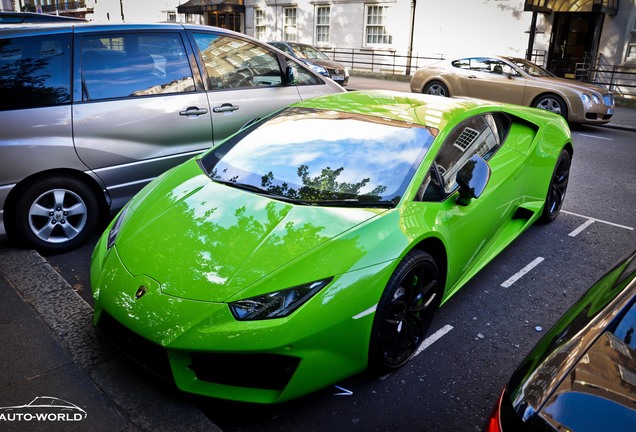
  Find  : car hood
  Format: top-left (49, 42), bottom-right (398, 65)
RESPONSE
top-left (532, 76), bottom-right (609, 96)
top-left (309, 58), bottom-right (345, 70)
top-left (115, 162), bottom-right (384, 302)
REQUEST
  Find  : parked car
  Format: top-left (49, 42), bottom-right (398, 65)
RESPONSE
top-left (410, 55), bottom-right (614, 125)
top-left (92, 90), bottom-right (572, 404)
top-left (485, 248), bottom-right (636, 432)
top-left (269, 41), bottom-right (349, 86)
top-left (0, 22), bottom-right (344, 253)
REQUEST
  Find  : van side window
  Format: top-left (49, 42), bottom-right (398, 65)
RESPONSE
top-left (0, 33), bottom-right (71, 110)
top-left (81, 32), bottom-right (195, 101)
top-left (193, 33), bottom-right (283, 89)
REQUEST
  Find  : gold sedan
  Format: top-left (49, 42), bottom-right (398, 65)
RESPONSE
top-left (410, 56), bottom-right (615, 124)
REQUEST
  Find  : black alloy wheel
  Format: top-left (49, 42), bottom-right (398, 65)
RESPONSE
top-left (539, 149), bottom-right (571, 223)
top-left (369, 250), bottom-right (441, 371)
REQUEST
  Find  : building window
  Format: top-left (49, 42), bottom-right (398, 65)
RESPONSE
top-left (284, 7), bottom-right (297, 42)
top-left (255, 9), bottom-right (266, 40)
top-left (166, 12), bottom-right (176, 22)
top-left (315, 6), bottom-right (330, 44)
top-left (365, 5), bottom-right (393, 46)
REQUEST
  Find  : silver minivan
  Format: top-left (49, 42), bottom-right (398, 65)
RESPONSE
top-left (0, 22), bottom-right (344, 253)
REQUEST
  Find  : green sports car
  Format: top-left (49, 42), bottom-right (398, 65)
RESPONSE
top-left (91, 90), bottom-right (573, 403)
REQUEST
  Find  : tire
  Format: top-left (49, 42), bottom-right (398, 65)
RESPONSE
top-left (10, 176), bottom-right (100, 254)
top-left (369, 250), bottom-right (442, 372)
top-left (539, 149), bottom-right (571, 224)
top-left (423, 81), bottom-right (449, 97)
top-left (533, 94), bottom-right (568, 119)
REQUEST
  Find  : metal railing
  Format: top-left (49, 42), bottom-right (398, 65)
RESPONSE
top-left (577, 61), bottom-right (636, 98)
top-left (320, 47), bottom-right (445, 76)
top-left (321, 47), bottom-right (636, 98)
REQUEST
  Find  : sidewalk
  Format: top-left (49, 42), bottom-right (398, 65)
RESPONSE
top-left (347, 75), bottom-right (636, 132)
top-left (0, 244), bottom-right (220, 432)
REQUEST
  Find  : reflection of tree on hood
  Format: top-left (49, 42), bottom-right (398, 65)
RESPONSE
top-left (261, 164), bottom-right (387, 202)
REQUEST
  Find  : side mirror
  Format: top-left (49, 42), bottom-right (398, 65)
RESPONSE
top-left (286, 66), bottom-right (298, 86)
top-left (456, 154), bottom-right (491, 206)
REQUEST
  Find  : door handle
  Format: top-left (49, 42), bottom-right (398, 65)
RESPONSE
top-left (467, 75), bottom-right (477, 79)
top-left (213, 103), bottom-right (240, 114)
top-left (179, 106), bottom-right (208, 117)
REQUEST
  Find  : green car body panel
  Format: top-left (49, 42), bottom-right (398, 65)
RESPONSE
top-left (91, 90), bottom-right (572, 403)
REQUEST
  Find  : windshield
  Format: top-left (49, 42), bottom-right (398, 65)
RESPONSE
top-left (509, 58), bottom-right (554, 78)
top-left (201, 108), bottom-right (435, 206)
top-left (291, 44), bottom-right (330, 60)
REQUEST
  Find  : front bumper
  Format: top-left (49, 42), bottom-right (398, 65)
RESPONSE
top-left (91, 233), bottom-right (392, 403)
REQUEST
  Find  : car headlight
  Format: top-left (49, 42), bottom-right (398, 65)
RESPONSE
top-left (309, 64), bottom-right (329, 76)
top-left (581, 93), bottom-right (591, 104)
top-left (107, 207), bottom-right (128, 249)
top-left (229, 278), bottom-right (333, 320)
top-left (591, 93), bottom-right (601, 104)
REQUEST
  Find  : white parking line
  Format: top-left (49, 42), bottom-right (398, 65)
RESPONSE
top-left (568, 219), bottom-right (596, 237)
top-left (563, 210), bottom-right (634, 237)
top-left (577, 133), bottom-right (613, 141)
top-left (501, 257), bottom-right (545, 288)
top-left (414, 324), bottom-right (454, 358)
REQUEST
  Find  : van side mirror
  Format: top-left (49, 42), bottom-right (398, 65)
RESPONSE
top-left (286, 66), bottom-right (298, 86)
top-left (456, 154), bottom-right (491, 206)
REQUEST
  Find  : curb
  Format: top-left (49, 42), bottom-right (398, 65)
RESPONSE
top-left (0, 246), bottom-right (220, 432)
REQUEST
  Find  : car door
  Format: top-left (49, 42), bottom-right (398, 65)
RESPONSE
top-left (190, 31), bottom-right (307, 145)
top-left (72, 28), bottom-right (213, 210)
top-left (420, 113), bottom-right (525, 291)
top-left (464, 57), bottom-right (526, 105)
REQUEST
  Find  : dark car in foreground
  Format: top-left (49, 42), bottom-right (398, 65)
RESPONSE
top-left (269, 41), bottom-right (349, 86)
top-left (485, 249), bottom-right (636, 431)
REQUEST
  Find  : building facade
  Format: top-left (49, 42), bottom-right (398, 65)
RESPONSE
top-left (5, 0), bottom-right (635, 79)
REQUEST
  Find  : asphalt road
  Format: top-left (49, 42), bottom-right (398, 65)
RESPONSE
top-left (37, 117), bottom-right (636, 431)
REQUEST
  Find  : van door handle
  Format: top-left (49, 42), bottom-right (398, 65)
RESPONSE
top-left (179, 107), bottom-right (209, 117)
top-left (213, 103), bottom-right (239, 113)
top-left (467, 75), bottom-right (477, 79)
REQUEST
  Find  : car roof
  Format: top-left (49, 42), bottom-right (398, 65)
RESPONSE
top-left (0, 22), bottom-right (250, 38)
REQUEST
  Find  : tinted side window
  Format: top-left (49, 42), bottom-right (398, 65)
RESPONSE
top-left (0, 33), bottom-right (71, 110)
top-left (81, 32), bottom-right (195, 101)
top-left (193, 33), bottom-right (283, 89)
top-left (285, 58), bottom-right (322, 85)
top-left (420, 114), bottom-right (507, 201)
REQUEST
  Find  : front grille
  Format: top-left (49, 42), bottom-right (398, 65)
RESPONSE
top-left (603, 94), bottom-right (614, 105)
top-left (189, 352), bottom-right (300, 390)
top-left (98, 311), bottom-right (174, 382)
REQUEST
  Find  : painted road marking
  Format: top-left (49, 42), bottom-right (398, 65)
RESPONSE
top-left (563, 210), bottom-right (634, 237)
top-left (501, 257), bottom-right (545, 288)
top-left (577, 133), bottom-right (613, 141)
top-left (414, 324), bottom-right (454, 358)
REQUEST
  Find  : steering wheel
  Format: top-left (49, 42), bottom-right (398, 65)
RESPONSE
top-left (230, 67), bottom-right (254, 87)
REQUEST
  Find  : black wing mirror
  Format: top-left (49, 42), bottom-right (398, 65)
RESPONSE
top-left (286, 66), bottom-right (298, 85)
top-left (456, 154), bottom-right (491, 206)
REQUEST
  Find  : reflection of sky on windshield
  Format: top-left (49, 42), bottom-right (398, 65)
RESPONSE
top-left (216, 118), bottom-right (433, 198)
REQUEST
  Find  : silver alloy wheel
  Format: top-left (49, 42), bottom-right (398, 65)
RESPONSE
top-left (425, 82), bottom-right (448, 96)
top-left (28, 188), bottom-right (88, 243)
top-left (535, 96), bottom-right (563, 115)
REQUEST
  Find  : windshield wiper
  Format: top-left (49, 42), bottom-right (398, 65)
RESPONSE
top-left (212, 179), bottom-right (311, 204)
top-left (311, 199), bottom-right (396, 208)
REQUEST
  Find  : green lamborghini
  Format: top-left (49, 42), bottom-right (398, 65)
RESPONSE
top-left (91, 90), bottom-right (572, 403)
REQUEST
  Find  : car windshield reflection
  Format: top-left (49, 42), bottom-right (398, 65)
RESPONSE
top-left (202, 107), bottom-right (435, 206)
